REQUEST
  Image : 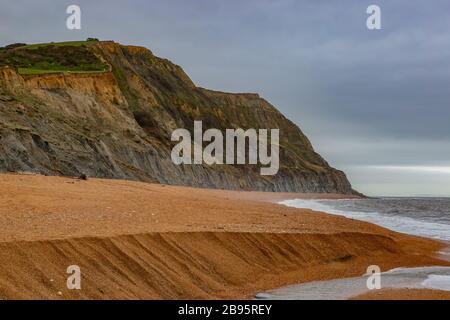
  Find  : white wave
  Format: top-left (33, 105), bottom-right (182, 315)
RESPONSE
top-left (279, 199), bottom-right (450, 241)
top-left (422, 275), bottom-right (450, 291)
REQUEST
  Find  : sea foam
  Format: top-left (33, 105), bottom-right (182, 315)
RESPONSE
top-left (279, 199), bottom-right (450, 241)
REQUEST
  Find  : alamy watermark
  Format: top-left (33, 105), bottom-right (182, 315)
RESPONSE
top-left (66, 5), bottom-right (81, 30)
top-left (366, 265), bottom-right (381, 290)
top-left (171, 121), bottom-right (280, 175)
top-left (367, 5), bottom-right (381, 30)
top-left (67, 265), bottom-right (81, 290)
top-left (62, 3), bottom-right (383, 175)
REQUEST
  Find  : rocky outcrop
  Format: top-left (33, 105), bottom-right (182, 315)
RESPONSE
top-left (0, 41), bottom-right (357, 194)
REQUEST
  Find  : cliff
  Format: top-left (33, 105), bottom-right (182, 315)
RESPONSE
top-left (0, 41), bottom-right (356, 194)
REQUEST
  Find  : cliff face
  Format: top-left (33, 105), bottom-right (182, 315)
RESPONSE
top-left (0, 41), bottom-right (356, 194)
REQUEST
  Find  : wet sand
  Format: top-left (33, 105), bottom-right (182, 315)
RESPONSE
top-left (257, 266), bottom-right (450, 300)
top-left (351, 289), bottom-right (450, 300)
top-left (0, 173), bottom-right (448, 299)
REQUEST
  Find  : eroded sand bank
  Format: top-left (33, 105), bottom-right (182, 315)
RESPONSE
top-left (0, 173), bottom-right (447, 299)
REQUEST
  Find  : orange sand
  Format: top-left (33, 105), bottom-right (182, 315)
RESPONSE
top-left (0, 173), bottom-right (448, 299)
top-left (352, 289), bottom-right (450, 300)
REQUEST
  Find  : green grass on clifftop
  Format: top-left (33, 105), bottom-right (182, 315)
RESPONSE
top-left (0, 40), bottom-right (109, 75)
top-left (19, 41), bottom-right (90, 50)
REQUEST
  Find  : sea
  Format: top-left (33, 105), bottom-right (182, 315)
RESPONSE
top-left (256, 197), bottom-right (450, 299)
top-left (279, 197), bottom-right (450, 241)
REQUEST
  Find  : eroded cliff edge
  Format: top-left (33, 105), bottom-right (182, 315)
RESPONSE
top-left (0, 41), bottom-right (356, 194)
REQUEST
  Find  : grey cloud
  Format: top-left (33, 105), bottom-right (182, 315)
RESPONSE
top-left (1, 0), bottom-right (449, 196)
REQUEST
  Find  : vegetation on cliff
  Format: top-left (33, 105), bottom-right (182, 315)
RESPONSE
top-left (0, 40), bottom-right (108, 75)
top-left (0, 40), bottom-right (356, 194)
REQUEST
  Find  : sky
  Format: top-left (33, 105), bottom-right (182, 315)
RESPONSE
top-left (1, 0), bottom-right (449, 196)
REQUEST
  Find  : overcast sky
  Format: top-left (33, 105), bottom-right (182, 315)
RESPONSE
top-left (1, 0), bottom-right (449, 196)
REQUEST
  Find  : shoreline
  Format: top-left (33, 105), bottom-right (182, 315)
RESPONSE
top-left (0, 173), bottom-right (448, 299)
top-left (351, 288), bottom-right (450, 300)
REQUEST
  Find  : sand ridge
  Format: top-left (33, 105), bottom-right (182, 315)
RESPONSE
top-left (0, 173), bottom-right (448, 299)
